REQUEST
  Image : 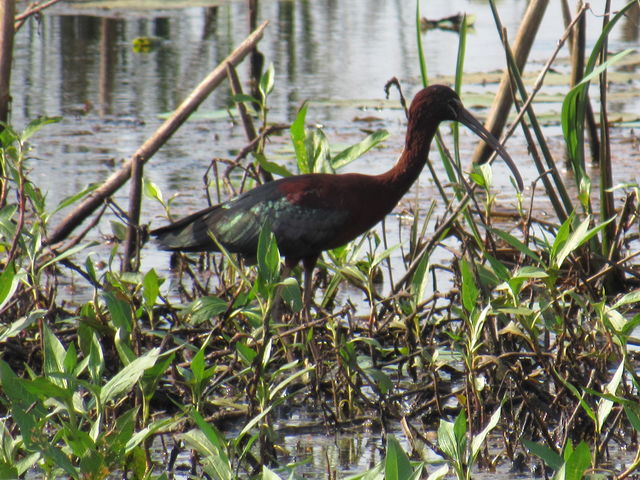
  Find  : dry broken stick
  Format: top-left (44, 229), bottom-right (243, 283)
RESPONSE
top-left (45, 20), bottom-right (269, 246)
top-left (15, 0), bottom-right (64, 30)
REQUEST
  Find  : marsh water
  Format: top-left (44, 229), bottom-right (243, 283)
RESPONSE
top-left (12, 0), bottom-right (640, 477)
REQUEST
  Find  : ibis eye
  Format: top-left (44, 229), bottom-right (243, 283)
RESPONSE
top-left (447, 99), bottom-right (461, 120)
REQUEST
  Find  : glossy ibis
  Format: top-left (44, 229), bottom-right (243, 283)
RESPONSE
top-left (152, 85), bottom-right (523, 312)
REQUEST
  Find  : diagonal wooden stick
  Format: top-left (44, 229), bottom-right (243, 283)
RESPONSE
top-left (46, 20), bottom-right (269, 245)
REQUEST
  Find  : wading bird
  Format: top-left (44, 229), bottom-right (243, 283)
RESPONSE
top-left (152, 85), bottom-right (523, 313)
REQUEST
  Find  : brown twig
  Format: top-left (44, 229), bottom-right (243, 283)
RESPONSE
top-left (123, 154), bottom-right (143, 272)
top-left (15, 0), bottom-right (63, 30)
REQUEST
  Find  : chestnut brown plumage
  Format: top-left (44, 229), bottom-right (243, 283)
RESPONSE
top-left (152, 85), bottom-right (523, 310)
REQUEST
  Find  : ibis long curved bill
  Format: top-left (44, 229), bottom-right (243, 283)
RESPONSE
top-left (457, 106), bottom-right (524, 191)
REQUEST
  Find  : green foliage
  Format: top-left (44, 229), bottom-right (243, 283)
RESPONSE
top-left (4, 6), bottom-right (640, 478)
top-left (437, 406), bottom-right (501, 480)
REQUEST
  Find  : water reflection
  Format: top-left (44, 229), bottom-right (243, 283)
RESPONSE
top-left (10, 0), bottom-right (640, 291)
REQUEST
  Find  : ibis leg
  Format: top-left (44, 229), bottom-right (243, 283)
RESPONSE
top-left (302, 256), bottom-right (318, 321)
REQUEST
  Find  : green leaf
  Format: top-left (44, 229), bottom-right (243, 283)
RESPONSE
top-left (453, 410), bottom-right (467, 445)
top-left (126, 416), bottom-right (181, 453)
top-left (512, 266), bottom-right (549, 279)
top-left (254, 152), bottom-right (293, 178)
top-left (38, 242), bottom-right (94, 272)
top-left (142, 269), bottom-right (160, 308)
top-left (363, 367), bottom-right (393, 395)
top-left (182, 427), bottom-right (233, 480)
top-left (522, 438), bottom-right (563, 471)
top-left (612, 289), bottom-right (640, 309)
top-left (437, 418), bottom-right (457, 460)
top-left (259, 62), bottom-right (275, 99)
top-left (231, 93), bottom-right (260, 104)
top-left (104, 291), bottom-right (133, 333)
top-left (257, 225), bottom-right (281, 289)
top-left (143, 178), bottom-right (164, 204)
top-left (425, 464), bottom-right (449, 480)
top-left (596, 361), bottom-right (624, 432)
top-left (555, 369), bottom-right (596, 423)
top-left (291, 103), bottom-right (310, 173)
top-left (22, 116), bottom-right (62, 142)
top-left (460, 259), bottom-right (478, 313)
top-left (562, 48), bottom-right (633, 170)
top-left (563, 441), bottom-right (591, 480)
top-left (187, 296), bottom-right (228, 324)
top-left (624, 405), bottom-right (640, 432)
top-left (0, 310), bottom-right (43, 342)
top-left (22, 377), bottom-right (72, 402)
top-left (0, 464), bottom-right (19, 479)
top-left (489, 227), bottom-right (541, 263)
top-left (384, 435), bottom-right (413, 480)
top-left (331, 129), bottom-right (389, 170)
top-left (100, 348), bottom-right (160, 404)
top-left (471, 404), bottom-right (501, 460)
top-left (262, 465), bottom-right (284, 480)
top-left (0, 262), bottom-right (18, 312)
top-left (554, 215), bottom-right (615, 269)
top-left (279, 276), bottom-right (302, 312)
top-left (43, 323), bottom-right (68, 388)
top-left (308, 127), bottom-right (331, 173)
top-left (51, 183), bottom-right (100, 216)
top-left (410, 252), bottom-right (430, 307)
top-left (235, 341), bottom-right (257, 364)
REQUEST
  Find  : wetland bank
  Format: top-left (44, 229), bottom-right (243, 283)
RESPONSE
top-left (2, 0), bottom-right (640, 478)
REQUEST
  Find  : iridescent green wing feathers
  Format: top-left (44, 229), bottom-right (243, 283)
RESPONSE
top-left (151, 179), bottom-right (350, 259)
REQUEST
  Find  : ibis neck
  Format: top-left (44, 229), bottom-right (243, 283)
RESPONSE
top-left (377, 120), bottom-right (438, 200)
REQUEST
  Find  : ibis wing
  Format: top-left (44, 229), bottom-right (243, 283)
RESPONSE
top-left (151, 178), bottom-right (351, 258)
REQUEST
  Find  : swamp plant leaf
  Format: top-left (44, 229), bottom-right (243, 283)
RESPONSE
top-left (38, 242), bottom-right (95, 273)
top-left (182, 428), bottom-right (232, 480)
top-left (522, 438), bottom-right (563, 471)
top-left (410, 252), bottom-right (430, 308)
top-left (255, 152), bottom-right (293, 178)
top-left (142, 177), bottom-right (164, 204)
top-left (43, 323), bottom-right (68, 388)
top-left (22, 116), bottom-right (62, 142)
top-left (489, 227), bottom-right (541, 263)
top-left (0, 262), bottom-right (18, 313)
top-left (384, 435), bottom-right (413, 480)
top-left (187, 295), bottom-right (228, 324)
top-left (561, 49), bottom-right (634, 170)
top-left (279, 276), bottom-right (302, 312)
top-left (257, 225), bottom-right (281, 291)
top-left (0, 310), bottom-right (43, 342)
top-left (307, 128), bottom-right (331, 173)
top-left (612, 288), bottom-right (640, 309)
top-left (553, 215), bottom-right (615, 270)
top-left (596, 361), bottom-right (624, 432)
top-left (50, 183), bottom-right (100, 216)
top-left (259, 63), bottom-right (275, 101)
top-left (0, 463), bottom-right (19, 479)
top-left (142, 268), bottom-right (160, 307)
top-left (100, 348), bottom-right (160, 405)
top-left (426, 464), bottom-right (449, 480)
top-left (126, 416), bottom-right (181, 453)
top-left (261, 466), bottom-right (283, 480)
top-left (471, 403), bottom-right (501, 460)
top-left (437, 418), bottom-right (458, 461)
top-left (291, 103), bottom-right (310, 173)
top-left (562, 441), bottom-right (591, 480)
top-left (624, 405), bottom-right (640, 432)
top-left (460, 258), bottom-right (478, 313)
top-left (331, 129), bottom-right (389, 170)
